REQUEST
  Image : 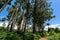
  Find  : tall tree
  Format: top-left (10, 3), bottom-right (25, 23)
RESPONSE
top-left (0, 0), bottom-right (12, 11)
top-left (0, 0), bottom-right (54, 34)
top-left (31, 0), bottom-right (54, 33)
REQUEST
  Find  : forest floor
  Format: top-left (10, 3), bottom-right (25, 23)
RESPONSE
top-left (39, 37), bottom-right (47, 40)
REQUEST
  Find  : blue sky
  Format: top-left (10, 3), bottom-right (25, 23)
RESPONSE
top-left (0, 0), bottom-right (16, 18)
top-left (48, 0), bottom-right (60, 24)
top-left (0, 0), bottom-right (60, 25)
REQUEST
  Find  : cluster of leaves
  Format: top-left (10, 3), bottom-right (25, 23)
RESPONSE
top-left (47, 33), bottom-right (60, 40)
top-left (23, 32), bottom-right (41, 40)
top-left (0, 27), bottom-right (41, 40)
top-left (0, 0), bottom-right (12, 4)
top-left (0, 27), bottom-right (22, 40)
top-left (33, 33), bottom-right (41, 40)
top-left (48, 28), bottom-right (60, 35)
top-left (0, 0), bottom-right (12, 11)
top-left (45, 28), bottom-right (60, 40)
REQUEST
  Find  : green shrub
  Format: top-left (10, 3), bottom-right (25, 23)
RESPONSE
top-left (0, 32), bottom-right (7, 40)
top-left (5, 32), bottom-right (23, 40)
top-left (0, 27), bottom-right (41, 40)
top-left (49, 30), bottom-right (55, 36)
top-left (24, 32), bottom-right (41, 40)
top-left (42, 31), bottom-right (49, 36)
top-left (0, 27), bottom-right (22, 40)
top-left (23, 32), bottom-right (33, 40)
top-left (0, 27), bottom-right (6, 31)
top-left (0, 31), bottom-right (23, 40)
top-left (55, 28), bottom-right (60, 33)
top-left (33, 33), bottom-right (41, 40)
top-left (47, 33), bottom-right (60, 40)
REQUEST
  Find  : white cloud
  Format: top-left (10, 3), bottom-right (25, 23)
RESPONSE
top-left (0, 22), bottom-right (60, 31)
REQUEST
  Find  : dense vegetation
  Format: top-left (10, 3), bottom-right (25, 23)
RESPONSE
top-left (0, 27), bottom-right (60, 40)
top-left (0, 0), bottom-right (57, 40)
top-left (47, 28), bottom-right (60, 40)
top-left (0, 27), bottom-right (41, 40)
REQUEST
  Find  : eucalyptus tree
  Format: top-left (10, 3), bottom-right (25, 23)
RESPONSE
top-left (30, 0), bottom-right (55, 33)
top-left (0, 0), bottom-right (12, 31)
top-left (7, 6), bottom-right (18, 31)
top-left (23, 0), bottom-right (32, 32)
top-left (0, 0), bottom-right (54, 33)
top-left (6, 0), bottom-right (25, 32)
top-left (16, 0), bottom-right (32, 32)
top-left (0, 0), bottom-right (12, 11)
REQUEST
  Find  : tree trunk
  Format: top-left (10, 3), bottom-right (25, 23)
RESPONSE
top-left (6, 21), bottom-right (11, 31)
top-left (32, 0), bottom-right (37, 33)
top-left (9, 8), bottom-right (19, 31)
top-left (10, 22), bottom-right (13, 32)
top-left (23, 18), bottom-right (26, 32)
top-left (6, 12), bottom-right (14, 31)
top-left (33, 22), bottom-right (36, 33)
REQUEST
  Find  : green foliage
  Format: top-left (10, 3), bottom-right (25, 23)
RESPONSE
top-left (47, 33), bottom-right (60, 40)
top-left (33, 33), bottom-right (41, 40)
top-left (24, 32), bottom-right (33, 40)
top-left (0, 27), bottom-right (22, 40)
top-left (49, 30), bottom-right (55, 36)
top-left (0, 0), bottom-right (12, 11)
top-left (47, 28), bottom-right (60, 40)
top-left (0, 27), bottom-right (6, 31)
top-left (0, 27), bottom-right (41, 40)
top-left (42, 31), bottom-right (49, 36)
top-left (0, 32), bottom-right (7, 40)
top-left (23, 32), bottom-right (41, 40)
top-left (55, 28), bottom-right (60, 33)
top-left (5, 32), bottom-right (22, 40)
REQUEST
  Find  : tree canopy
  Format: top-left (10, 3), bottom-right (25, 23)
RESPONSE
top-left (0, 0), bottom-right (55, 33)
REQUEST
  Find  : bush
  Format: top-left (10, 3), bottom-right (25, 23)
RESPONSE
top-left (33, 33), bottom-right (41, 40)
top-left (42, 31), bottom-right (49, 36)
top-left (0, 27), bottom-right (22, 40)
top-left (0, 27), bottom-right (41, 40)
top-left (0, 27), bottom-right (6, 31)
top-left (47, 33), bottom-right (60, 40)
top-left (55, 28), bottom-right (60, 33)
top-left (0, 32), bottom-right (7, 40)
top-left (5, 32), bottom-right (23, 40)
top-left (23, 32), bottom-right (41, 40)
top-left (23, 32), bottom-right (33, 40)
top-left (49, 30), bottom-right (55, 36)
top-left (0, 31), bottom-right (23, 40)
